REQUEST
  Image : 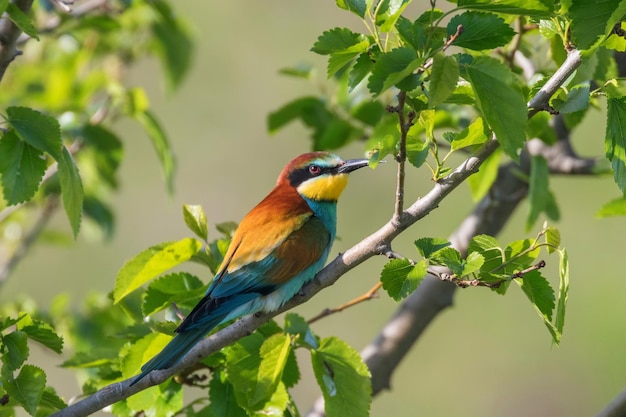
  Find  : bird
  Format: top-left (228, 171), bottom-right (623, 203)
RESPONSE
top-left (131, 152), bottom-right (370, 385)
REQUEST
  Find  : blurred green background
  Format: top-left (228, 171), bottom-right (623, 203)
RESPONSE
top-left (2, 2), bottom-right (626, 416)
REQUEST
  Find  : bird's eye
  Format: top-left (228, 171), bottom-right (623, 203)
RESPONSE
top-left (308, 165), bottom-right (321, 175)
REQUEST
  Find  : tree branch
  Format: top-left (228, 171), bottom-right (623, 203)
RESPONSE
top-left (0, 0), bottom-right (34, 83)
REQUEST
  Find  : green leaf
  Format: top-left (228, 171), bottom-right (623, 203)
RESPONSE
top-left (375, 0), bottom-right (412, 32)
top-left (527, 111), bottom-right (557, 144)
top-left (5, 107), bottom-right (62, 158)
top-left (526, 155), bottom-right (560, 231)
top-left (1, 331), bottom-right (29, 370)
top-left (0, 130), bottom-right (46, 205)
top-left (311, 337), bottom-right (371, 417)
top-left (134, 110), bottom-right (176, 194)
top-left (0, 0), bottom-right (8, 14)
top-left (83, 196), bottom-right (115, 239)
top-left (282, 349), bottom-right (301, 389)
top-left (81, 124), bottom-right (123, 188)
top-left (142, 272), bottom-right (206, 316)
top-left (311, 28), bottom-right (370, 55)
top-left (336, 0), bottom-right (369, 18)
top-left (468, 234), bottom-right (504, 273)
top-left (5, 2), bottom-right (39, 40)
top-left (554, 249), bottom-right (569, 343)
top-left (21, 323), bottom-right (63, 354)
top-left (284, 313), bottom-right (319, 349)
top-left (268, 97), bottom-right (328, 133)
top-left (348, 52), bottom-right (375, 91)
top-left (429, 247), bottom-right (464, 275)
top-left (113, 238), bottom-right (202, 303)
top-left (204, 371), bottom-right (248, 417)
top-left (2, 364), bottom-right (46, 416)
top-left (414, 237), bottom-right (450, 258)
top-left (596, 196), bottom-right (626, 217)
top-left (380, 258), bottom-right (428, 301)
top-left (367, 47), bottom-right (423, 96)
top-left (40, 387), bottom-right (67, 411)
top-left (570, 0), bottom-right (626, 50)
top-left (545, 226), bottom-right (561, 253)
top-left (462, 56), bottom-right (527, 160)
top-left (461, 251), bottom-right (484, 276)
top-left (279, 63), bottom-right (314, 79)
top-left (553, 83), bottom-right (590, 113)
top-left (504, 238), bottom-right (541, 272)
top-left (150, 0), bottom-right (193, 91)
top-left (429, 53), bottom-right (460, 107)
top-left (182, 204), bottom-right (209, 241)
top-left (516, 270), bottom-right (557, 338)
top-left (450, 117), bottom-right (488, 150)
top-left (456, 0), bottom-right (555, 16)
top-left (467, 146), bottom-right (501, 201)
top-left (606, 97), bottom-right (626, 193)
top-left (447, 11), bottom-right (516, 50)
top-left (365, 115), bottom-right (399, 166)
top-left (256, 334), bottom-right (292, 406)
top-left (57, 147), bottom-right (84, 238)
top-left (406, 126), bottom-right (429, 168)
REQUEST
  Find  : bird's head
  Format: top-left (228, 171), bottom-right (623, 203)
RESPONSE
top-left (278, 152), bottom-right (370, 202)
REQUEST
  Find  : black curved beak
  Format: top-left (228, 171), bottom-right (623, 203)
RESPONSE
top-left (338, 158), bottom-right (370, 174)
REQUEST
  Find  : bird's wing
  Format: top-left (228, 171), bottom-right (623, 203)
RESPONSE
top-left (208, 213), bottom-right (331, 298)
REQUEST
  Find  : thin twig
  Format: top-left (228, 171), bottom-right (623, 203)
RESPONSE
top-left (307, 282), bottom-right (382, 324)
top-left (437, 260), bottom-right (547, 288)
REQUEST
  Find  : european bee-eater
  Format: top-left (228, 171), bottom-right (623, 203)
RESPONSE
top-left (131, 152), bottom-right (370, 384)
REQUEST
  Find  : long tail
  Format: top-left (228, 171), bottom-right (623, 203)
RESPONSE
top-left (130, 328), bottom-right (208, 385)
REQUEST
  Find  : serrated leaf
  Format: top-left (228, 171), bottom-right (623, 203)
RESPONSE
top-left (21, 323), bottom-right (63, 354)
top-left (255, 334), bottom-right (292, 406)
top-left (284, 313), bottom-right (319, 349)
top-left (406, 127), bottom-right (429, 168)
top-left (554, 249), bottom-right (569, 343)
top-left (56, 147), bottom-right (83, 237)
top-left (606, 97), bottom-right (626, 193)
top-left (450, 117), bottom-right (488, 150)
top-left (2, 364), bottom-right (46, 416)
top-left (365, 115), bottom-right (399, 166)
top-left (113, 238), bottom-right (202, 303)
top-left (596, 196), bottom-right (626, 217)
top-left (461, 251), bottom-right (484, 276)
top-left (311, 337), bottom-right (371, 417)
top-left (414, 237), bottom-right (451, 258)
top-left (429, 53), bottom-right (459, 108)
top-left (311, 28), bottom-right (370, 56)
top-left (447, 11), bottom-right (515, 50)
top-left (516, 270), bottom-right (557, 339)
top-left (282, 349), bottom-right (301, 388)
top-left (380, 258), bottom-right (427, 301)
top-left (1, 331), bottom-right (29, 370)
top-left (40, 387), bottom-right (67, 411)
top-left (456, 0), bottom-right (555, 16)
top-left (527, 155), bottom-right (560, 231)
top-left (0, 130), bottom-right (46, 205)
top-left (142, 272), bottom-right (206, 316)
top-left (5, 2), bottom-right (39, 40)
top-left (5, 107), bottom-right (61, 158)
top-left (150, 0), bottom-right (193, 91)
top-left (429, 247), bottom-right (464, 275)
top-left (468, 234), bottom-right (504, 273)
top-left (570, 0), bottom-right (626, 50)
top-left (367, 47), bottom-right (423, 96)
top-left (134, 110), bottom-right (175, 194)
top-left (504, 239), bottom-right (541, 272)
top-left (467, 147), bottom-right (501, 201)
top-left (336, 0), bottom-right (369, 18)
top-left (545, 226), bottom-right (561, 253)
top-left (348, 52), bottom-right (375, 91)
top-left (462, 56), bottom-right (527, 161)
top-left (182, 204), bottom-right (208, 241)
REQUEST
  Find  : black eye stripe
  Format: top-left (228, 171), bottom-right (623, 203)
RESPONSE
top-left (289, 165), bottom-right (334, 187)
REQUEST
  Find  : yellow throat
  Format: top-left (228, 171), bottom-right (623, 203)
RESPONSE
top-left (297, 174), bottom-right (349, 201)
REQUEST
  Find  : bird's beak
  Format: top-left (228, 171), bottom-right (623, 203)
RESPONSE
top-left (338, 158), bottom-right (370, 174)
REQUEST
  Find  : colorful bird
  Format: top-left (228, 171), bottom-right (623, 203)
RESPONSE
top-left (131, 152), bottom-right (370, 384)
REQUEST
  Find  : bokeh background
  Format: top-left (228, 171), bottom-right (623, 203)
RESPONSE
top-left (2, 2), bottom-right (626, 416)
